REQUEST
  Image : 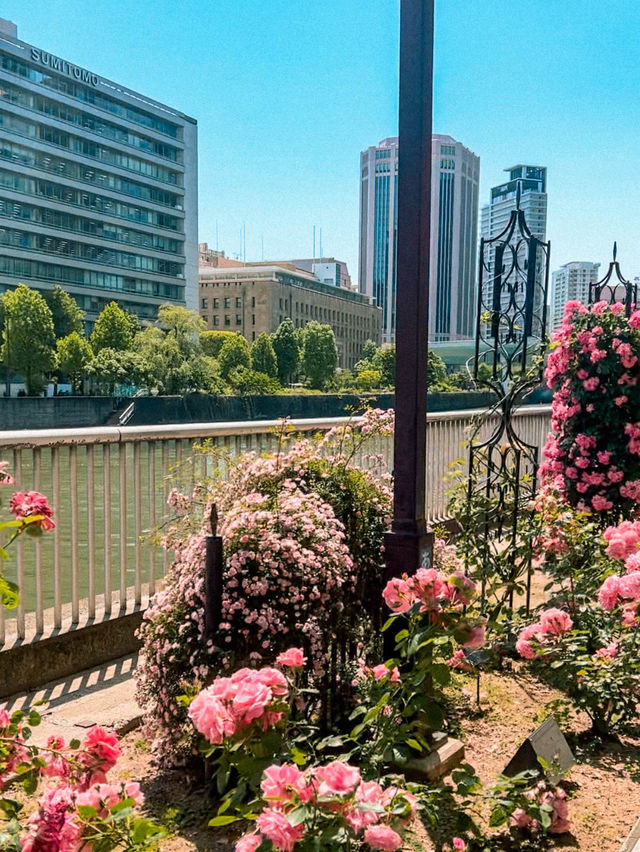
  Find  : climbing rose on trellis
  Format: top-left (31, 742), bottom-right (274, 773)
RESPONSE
top-left (541, 300), bottom-right (640, 515)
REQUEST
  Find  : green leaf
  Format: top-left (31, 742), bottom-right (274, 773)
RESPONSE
top-left (77, 805), bottom-right (98, 820)
top-left (209, 815), bottom-right (240, 827)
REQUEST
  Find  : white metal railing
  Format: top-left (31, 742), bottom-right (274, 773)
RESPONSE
top-left (0, 405), bottom-right (551, 646)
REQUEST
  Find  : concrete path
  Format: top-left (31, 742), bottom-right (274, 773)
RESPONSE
top-left (1, 653), bottom-right (140, 743)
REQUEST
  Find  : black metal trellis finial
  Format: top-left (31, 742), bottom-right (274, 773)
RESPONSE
top-left (589, 243), bottom-right (636, 316)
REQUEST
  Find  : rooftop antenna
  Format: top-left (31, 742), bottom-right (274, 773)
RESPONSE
top-left (243, 221), bottom-right (246, 262)
top-left (319, 227), bottom-right (323, 257)
top-left (313, 225), bottom-right (316, 259)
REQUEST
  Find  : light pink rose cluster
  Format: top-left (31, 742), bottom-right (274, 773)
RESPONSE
top-left (511, 783), bottom-right (570, 835)
top-left (603, 520), bottom-right (640, 560)
top-left (236, 760), bottom-right (417, 852)
top-left (515, 608), bottom-right (574, 660)
top-left (9, 490), bottom-right (55, 531)
top-left (598, 571), bottom-right (640, 622)
top-left (189, 665), bottom-right (289, 744)
top-left (382, 554), bottom-right (477, 616)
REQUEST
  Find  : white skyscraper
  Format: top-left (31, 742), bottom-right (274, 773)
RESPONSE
top-left (358, 135), bottom-right (479, 344)
top-left (551, 262), bottom-right (600, 332)
top-left (480, 165), bottom-right (548, 335)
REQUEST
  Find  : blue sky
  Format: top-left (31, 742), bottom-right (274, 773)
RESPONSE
top-left (3, 0), bottom-right (640, 284)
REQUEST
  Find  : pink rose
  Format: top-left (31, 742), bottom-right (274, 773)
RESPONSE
top-left (371, 664), bottom-right (400, 683)
top-left (453, 840), bottom-right (467, 851)
top-left (80, 726), bottom-right (121, 783)
top-left (256, 807), bottom-right (304, 851)
top-left (539, 608), bottom-right (573, 636)
top-left (235, 834), bottom-right (262, 852)
top-left (276, 648), bottom-right (307, 669)
top-left (382, 577), bottom-right (412, 613)
top-left (315, 761), bottom-right (361, 796)
top-left (260, 763), bottom-right (309, 804)
top-left (232, 680), bottom-right (272, 725)
top-left (9, 490), bottom-right (55, 531)
top-left (188, 690), bottom-right (236, 744)
top-left (363, 824), bottom-right (403, 850)
top-left (462, 623), bottom-right (486, 650)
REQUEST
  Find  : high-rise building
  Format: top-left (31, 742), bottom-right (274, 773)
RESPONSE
top-left (358, 134), bottom-right (479, 344)
top-left (551, 261), bottom-right (600, 332)
top-left (0, 21), bottom-right (198, 323)
top-left (480, 166), bottom-right (548, 332)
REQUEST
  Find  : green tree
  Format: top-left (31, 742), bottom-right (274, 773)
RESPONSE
top-left (271, 319), bottom-right (300, 385)
top-left (301, 322), bottom-right (338, 390)
top-left (427, 349), bottom-right (448, 388)
top-left (200, 330), bottom-right (236, 358)
top-left (354, 369), bottom-right (383, 391)
top-left (44, 286), bottom-right (85, 338)
top-left (56, 332), bottom-right (93, 393)
top-left (90, 302), bottom-right (135, 353)
top-left (251, 333), bottom-right (278, 378)
top-left (134, 327), bottom-right (224, 395)
top-left (218, 333), bottom-right (251, 380)
top-left (87, 348), bottom-right (147, 395)
top-left (361, 339), bottom-right (379, 362)
top-left (228, 366), bottom-right (281, 395)
top-left (156, 304), bottom-right (206, 357)
top-left (373, 345), bottom-right (395, 386)
top-left (1, 284), bottom-right (56, 395)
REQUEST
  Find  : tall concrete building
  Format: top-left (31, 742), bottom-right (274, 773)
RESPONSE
top-left (358, 134), bottom-right (479, 344)
top-left (480, 166), bottom-right (548, 333)
top-left (551, 261), bottom-right (600, 332)
top-left (0, 20), bottom-right (197, 323)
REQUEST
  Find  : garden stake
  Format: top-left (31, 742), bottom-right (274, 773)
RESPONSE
top-left (204, 503), bottom-right (223, 640)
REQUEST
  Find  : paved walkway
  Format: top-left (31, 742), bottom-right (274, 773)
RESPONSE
top-left (1, 653), bottom-right (140, 743)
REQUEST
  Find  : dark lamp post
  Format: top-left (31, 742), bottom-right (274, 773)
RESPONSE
top-left (384, 0), bottom-right (435, 582)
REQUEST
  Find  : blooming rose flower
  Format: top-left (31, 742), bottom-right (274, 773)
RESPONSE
top-left (452, 840), bottom-right (467, 851)
top-left (599, 575), bottom-right (622, 611)
top-left (371, 664), bottom-right (400, 683)
top-left (235, 834), bottom-right (262, 852)
top-left (516, 622), bottom-right (543, 659)
top-left (256, 807), bottom-right (304, 851)
top-left (232, 680), bottom-right (272, 725)
top-left (315, 761), bottom-right (361, 796)
top-left (596, 642), bottom-right (618, 660)
top-left (276, 648), bottom-right (307, 669)
top-left (539, 608), bottom-right (573, 636)
top-left (345, 780), bottom-right (384, 831)
top-left (462, 622), bottom-right (486, 650)
top-left (382, 577), bottom-right (412, 613)
top-left (188, 690), bottom-right (236, 744)
top-left (260, 763), bottom-right (309, 804)
top-left (9, 490), bottom-right (55, 531)
top-left (80, 726), bottom-right (121, 784)
top-left (363, 824), bottom-right (403, 850)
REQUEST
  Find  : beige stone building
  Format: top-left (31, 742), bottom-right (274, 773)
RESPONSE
top-left (199, 263), bottom-right (382, 370)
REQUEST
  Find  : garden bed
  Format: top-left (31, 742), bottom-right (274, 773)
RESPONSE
top-left (102, 668), bottom-right (640, 851)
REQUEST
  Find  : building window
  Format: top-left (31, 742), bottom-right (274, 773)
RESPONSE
top-left (201, 314), bottom-right (207, 322)
top-left (201, 298), bottom-right (208, 309)
top-left (213, 298), bottom-right (220, 308)
top-left (213, 316), bottom-right (219, 326)
top-left (252, 314), bottom-right (256, 325)
top-left (224, 297), bottom-right (230, 309)
top-left (235, 314), bottom-right (242, 326)
top-left (235, 297), bottom-right (242, 308)
top-left (224, 315), bottom-right (231, 326)
top-left (252, 332), bottom-right (256, 341)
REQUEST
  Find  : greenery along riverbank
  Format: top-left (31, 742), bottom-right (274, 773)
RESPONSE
top-left (1, 284), bottom-right (481, 397)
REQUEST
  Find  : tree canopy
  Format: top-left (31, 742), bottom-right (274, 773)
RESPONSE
top-left (271, 319), bottom-right (300, 385)
top-left (219, 334), bottom-right (251, 380)
top-left (44, 287), bottom-right (85, 339)
top-left (57, 333), bottom-right (93, 392)
top-left (301, 322), bottom-right (338, 390)
top-left (251, 333), bottom-right (278, 378)
top-left (90, 302), bottom-right (135, 353)
top-left (1, 285), bottom-right (56, 395)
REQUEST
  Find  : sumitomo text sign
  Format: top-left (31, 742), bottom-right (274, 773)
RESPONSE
top-left (30, 48), bottom-right (99, 87)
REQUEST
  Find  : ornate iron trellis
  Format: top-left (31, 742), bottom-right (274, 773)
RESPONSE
top-left (466, 184), bottom-right (551, 612)
top-left (589, 242), bottom-right (638, 315)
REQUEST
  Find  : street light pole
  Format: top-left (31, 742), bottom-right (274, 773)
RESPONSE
top-left (384, 0), bottom-right (435, 581)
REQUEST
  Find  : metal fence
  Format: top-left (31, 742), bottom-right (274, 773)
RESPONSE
top-left (0, 405), bottom-right (551, 646)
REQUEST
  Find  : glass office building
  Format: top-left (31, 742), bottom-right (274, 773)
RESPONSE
top-left (0, 20), bottom-right (197, 323)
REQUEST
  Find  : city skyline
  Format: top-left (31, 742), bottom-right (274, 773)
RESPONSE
top-left (2, 1), bottom-right (640, 300)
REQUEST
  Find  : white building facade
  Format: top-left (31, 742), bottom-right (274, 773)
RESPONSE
top-left (0, 20), bottom-right (198, 323)
top-left (358, 135), bottom-right (479, 344)
top-left (551, 261), bottom-right (600, 332)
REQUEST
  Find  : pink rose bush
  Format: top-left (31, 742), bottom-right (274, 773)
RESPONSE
top-left (542, 301), bottom-right (640, 515)
top-left (0, 711), bottom-right (162, 851)
top-left (236, 760), bottom-right (417, 852)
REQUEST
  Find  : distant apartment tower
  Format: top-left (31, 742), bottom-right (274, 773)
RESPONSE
top-left (358, 134), bottom-right (479, 344)
top-left (480, 166), bottom-right (548, 332)
top-left (551, 261), bottom-right (600, 332)
top-left (0, 20), bottom-right (198, 323)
